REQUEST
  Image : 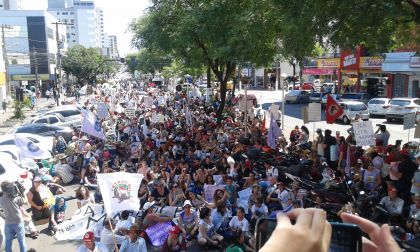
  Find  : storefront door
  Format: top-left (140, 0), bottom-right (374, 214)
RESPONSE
top-left (412, 80), bottom-right (419, 98)
top-left (392, 74), bottom-right (407, 97)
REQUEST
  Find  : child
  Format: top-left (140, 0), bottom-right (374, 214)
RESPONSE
top-left (48, 197), bottom-right (67, 236)
top-left (20, 207), bottom-right (39, 238)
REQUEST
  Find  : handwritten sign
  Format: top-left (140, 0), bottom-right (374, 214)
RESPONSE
top-left (308, 103), bottom-right (321, 122)
top-left (352, 120), bottom-right (375, 146)
top-left (404, 113), bottom-right (416, 130)
top-left (143, 97), bottom-right (153, 107)
top-left (239, 100), bottom-right (254, 112)
top-left (97, 103), bottom-right (109, 119)
top-left (124, 107), bottom-right (136, 118)
top-left (151, 114), bottom-right (165, 123)
top-left (204, 184), bottom-right (225, 203)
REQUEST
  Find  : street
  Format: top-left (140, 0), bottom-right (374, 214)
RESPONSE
top-left (238, 89), bottom-right (418, 144)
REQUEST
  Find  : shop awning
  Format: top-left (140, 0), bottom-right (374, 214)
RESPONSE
top-left (382, 52), bottom-right (419, 74)
top-left (303, 68), bottom-right (334, 75)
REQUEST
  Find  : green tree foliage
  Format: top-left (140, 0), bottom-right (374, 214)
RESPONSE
top-left (126, 49), bottom-right (172, 77)
top-left (130, 0), bottom-right (277, 123)
top-left (161, 60), bottom-right (206, 80)
top-left (62, 45), bottom-right (115, 85)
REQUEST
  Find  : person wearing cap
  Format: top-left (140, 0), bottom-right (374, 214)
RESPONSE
top-left (54, 153), bottom-right (76, 185)
top-left (142, 201), bottom-right (172, 229)
top-left (77, 231), bottom-right (108, 252)
top-left (178, 200), bottom-right (198, 239)
top-left (119, 224), bottom-right (147, 252)
top-left (161, 225), bottom-right (187, 252)
top-left (1, 181), bottom-right (29, 252)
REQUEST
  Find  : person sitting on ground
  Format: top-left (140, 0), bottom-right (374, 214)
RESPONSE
top-left (407, 194), bottom-right (420, 236)
top-left (27, 176), bottom-right (54, 221)
top-left (226, 229), bottom-right (252, 252)
top-left (20, 206), bottom-right (39, 238)
top-left (141, 201), bottom-right (172, 229)
top-left (178, 200), bottom-right (198, 239)
top-left (119, 224), bottom-right (147, 252)
top-left (116, 210), bottom-right (135, 234)
top-left (379, 187), bottom-right (404, 223)
top-left (77, 231), bottom-right (108, 252)
top-left (211, 202), bottom-right (233, 241)
top-left (100, 219), bottom-right (126, 252)
top-left (75, 185), bottom-right (95, 209)
top-left (48, 197), bottom-right (67, 236)
top-left (83, 159), bottom-right (99, 189)
top-left (161, 225), bottom-right (187, 252)
top-left (197, 207), bottom-right (223, 249)
top-left (54, 154), bottom-right (76, 185)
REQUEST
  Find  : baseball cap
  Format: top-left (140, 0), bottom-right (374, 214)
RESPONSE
top-left (143, 201), bottom-right (156, 211)
top-left (169, 226), bottom-right (180, 235)
top-left (83, 231), bottom-right (94, 242)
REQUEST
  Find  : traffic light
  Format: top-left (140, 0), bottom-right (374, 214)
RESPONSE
top-left (120, 58), bottom-right (125, 63)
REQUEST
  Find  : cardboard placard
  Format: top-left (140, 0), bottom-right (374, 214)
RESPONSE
top-left (124, 107), bottom-right (136, 118)
top-left (404, 113), bottom-right (416, 130)
top-left (308, 103), bottom-right (322, 122)
top-left (96, 103), bottom-right (109, 119)
top-left (352, 120), bottom-right (375, 146)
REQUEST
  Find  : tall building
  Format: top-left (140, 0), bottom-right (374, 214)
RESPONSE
top-left (108, 35), bottom-right (119, 59)
top-left (47, 0), bottom-right (106, 50)
top-left (0, 0), bottom-right (23, 10)
top-left (0, 10), bottom-right (67, 99)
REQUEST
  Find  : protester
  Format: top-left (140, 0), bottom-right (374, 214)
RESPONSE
top-left (141, 201), bottom-right (172, 229)
top-left (27, 176), bottom-right (53, 221)
top-left (77, 231), bottom-right (108, 252)
top-left (161, 225), bottom-right (187, 252)
top-left (1, 181), bottom-right (28, 252)
top-left (100, 219), bottom-right (126, 251)
top-left (120, 224), bottom-right (147, 252)
top-left (48, 197), bottom-right (67, 236)
top-left (75, 185), bottom-right (95, 209)
top-left (197, 207), bottom-right (224, 249)
top-left (178, 200), bottom-right (198, 239)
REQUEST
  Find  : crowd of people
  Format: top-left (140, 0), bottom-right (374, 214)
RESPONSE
top-left (1, 80), bottom-right (419, 252)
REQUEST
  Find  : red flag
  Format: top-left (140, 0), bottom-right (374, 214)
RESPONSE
top-left (326, 94), bottom-right (344, 124)
top-left (261, 113), bottom-right (266, 134)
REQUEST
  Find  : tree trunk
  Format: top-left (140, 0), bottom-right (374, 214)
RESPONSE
top-left (216, 79), bottom-right (227, 124)
top-left (299, 61), bottom-right (304, 85)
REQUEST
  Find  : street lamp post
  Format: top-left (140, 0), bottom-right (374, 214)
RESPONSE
top-left (281, 73), bottom-right (288, 130)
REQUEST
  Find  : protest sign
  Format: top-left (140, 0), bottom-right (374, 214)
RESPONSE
top-left (352, 120), bottom-right (375, 146)
top-left (308, 103), bottom-right (322, 122)
top-left (237, 199), bottom-right (250, 214)
top-left (415, 123), bottom-right (420, 138)
top-left (204, 185), bottom-right (225, 203)
top-left (404, 113), bottom-right (416, 130)
top-left (239, 100), bottom-right (254, 112)
top-left (97, 103), bottom-right (109, 119)
top-left (124, 107), bottom-right (136, 118)
top-left (213, 175), bottom-right (223, 185)
top-left (238, 187), bottom-right (252, 200)
top-left (97, 172), bottom-right (143, 214)
top-left (151, 114), bottom-right (165, 123)
top-left (146, 222), bottom-right (173, 246)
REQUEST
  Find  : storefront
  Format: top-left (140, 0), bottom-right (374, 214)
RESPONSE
top-left (382, 52), bottom-right (420, 98)
top-left (359, 56), bottom-right (387, 97)
top-left (338, 48), bottom-right (361, 94)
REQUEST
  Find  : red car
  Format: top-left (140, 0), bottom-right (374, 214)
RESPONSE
top-left (300, 82), bottom-right (314, 90)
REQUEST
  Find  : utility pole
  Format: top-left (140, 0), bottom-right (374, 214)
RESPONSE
top-left (33, 47), bottom-right (39, 91)
top-left (1, 24), bottom-right (13, 99)
top-left (52, 22), bottom-right (71, 106)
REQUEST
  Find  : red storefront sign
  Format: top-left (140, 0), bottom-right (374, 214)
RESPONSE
top-left (340, 47), bottom-right (361, 70)
top-left (303, 68), bottom-right (334, 75)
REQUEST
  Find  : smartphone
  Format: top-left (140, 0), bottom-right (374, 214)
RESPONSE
top-left (255, 218), bottom-right (362, 252)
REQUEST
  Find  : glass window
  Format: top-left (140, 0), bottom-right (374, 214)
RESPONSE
top-left (0, 164), bottom-right (5, 175)
top-left (390, 100), bottom-right (410, 106)
top-left (47, 27), bottom-right (54, 39)
top-left (369, 100), bottom-right (385, 105)
top-left (36, 118), bottom-right (48, 124)
top-left (0, 140), bottom-right (14, 145)
top-left (350, 104), bottom-right (367, 111)
top-left (50, 117), bottom-right (59, 124)
top-left (341, 94), bottom-right (361, 99)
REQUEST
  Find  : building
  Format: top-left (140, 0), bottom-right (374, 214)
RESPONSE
top-left (47, 0), bottom-right (106, 50)
top-left (0, 0), bottom-right (23, 10)
top-left (108, 35), bottom-right (119, 59)
top-left (0, 10), bottom-right (66, 98)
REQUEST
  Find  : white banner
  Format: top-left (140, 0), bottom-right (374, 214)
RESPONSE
top-left (55, 204), bottom-right (188, 241)
top-left (308, 103), bottom-right (322, 122)
top-left (124, 107), bottom-right (136, 118)
top-left (97, 172), bottom-right (144, 214)
top-left (352, 120), bottom-right (375, 146)
top-left (14, 135), bottom-right (51, 159)
top-left (81, 111), bottom-right (106, 140)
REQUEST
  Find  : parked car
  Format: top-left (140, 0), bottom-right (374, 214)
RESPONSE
top-left (339, 93), bottom-right (370, 104)
top-left (385, 98), bottom-right (420, 122)
top-left (0, 154), bottom-right (33, 194)
top-left (300, 82), bottom-right (314, 91)
top-left (0, 133), bottom-right (53, 151)
top-left (0, 146), bottom-right (40, 173)
top-left (337, 101), bottom-right (370, 124)
top-left (285, 90), bottom-right (311, 103)
top-left (25, 113), bottom-right (82, 127)
top-left (309, 92), bottom-right (323, 103)
top-left (367, 98), bottom-right (391, 116)
top-left (321, 94), bottom-right (340, 108)
top-left (7, 124), bottom-right (74, 142)
top-left (32, 105), bottom-right (82, 121)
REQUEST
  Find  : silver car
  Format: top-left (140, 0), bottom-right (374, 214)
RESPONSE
top-left (367, 98), bottom-right (390, 116)
top-left (337, 101), bottom-right (370, 124)
top-left (386, 98), bottom-right (420, 122)
top-left (285, 90), bottom-right (310, 103)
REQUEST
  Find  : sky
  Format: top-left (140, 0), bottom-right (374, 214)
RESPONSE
top-left (24, 0), bottom-right (150, 56)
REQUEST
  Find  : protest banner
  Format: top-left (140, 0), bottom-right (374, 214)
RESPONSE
top-left (308, 103), bottom-right (322, 122)
top-left (204, 184), bottom-right (225, 203)
top-left (124, 107), bottom-right (136, 118)
top-left (97, 172), bottom-right (143, 214)
top-left (404, 113), bottom-right (416, 130)
top-left (151, 114), bottom-right (165, 123)
top-left (97, 103), bottom-right (109, 119)
top-left (146, 221), bottom-right (173, 246)
top-left (352, 120), bottom-right (375, 146)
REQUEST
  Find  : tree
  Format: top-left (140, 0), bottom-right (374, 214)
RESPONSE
top-left (62, 45), bottom-right (115, 85)
top-left (126, 49), bottom-right (172, 77)
top-left (161, 60), bottom-right (206, 80)
top-left (130, 0), bottom-right (277, 123)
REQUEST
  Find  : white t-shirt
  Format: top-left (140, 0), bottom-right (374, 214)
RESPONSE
top-left (116, 219), bottom-right (135, 231)
top-left (78, 194), bottom-right (95, 208)
top-left (77, 241), bottom-right (109, 252)
top-left (251, 204), bottom-right (268, 216)
top-left (229, 216), bottom-right (249, 232)
top-left (278, 189), bottom-right (290, 209)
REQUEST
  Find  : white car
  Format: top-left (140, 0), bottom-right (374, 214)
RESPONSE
top-left (386, 98), bottom-right (420, 122)
top-left (25, 113), bottom-right (82, 127)
top-left (0, 146), bottom-right (40, 173)
top-left (337, 101), bottom-right (370, 124)
top-left (367, 98), bottom-right (390, 116)
top-left (0, 154), bottom-right (33, 194)
top-left (0, 133), bottom-right (53, 151)
top-left (32, 105), bottom-right (82, 121)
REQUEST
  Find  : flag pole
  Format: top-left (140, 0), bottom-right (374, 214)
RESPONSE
top-left (108, 216), bottom-right (120, 252)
